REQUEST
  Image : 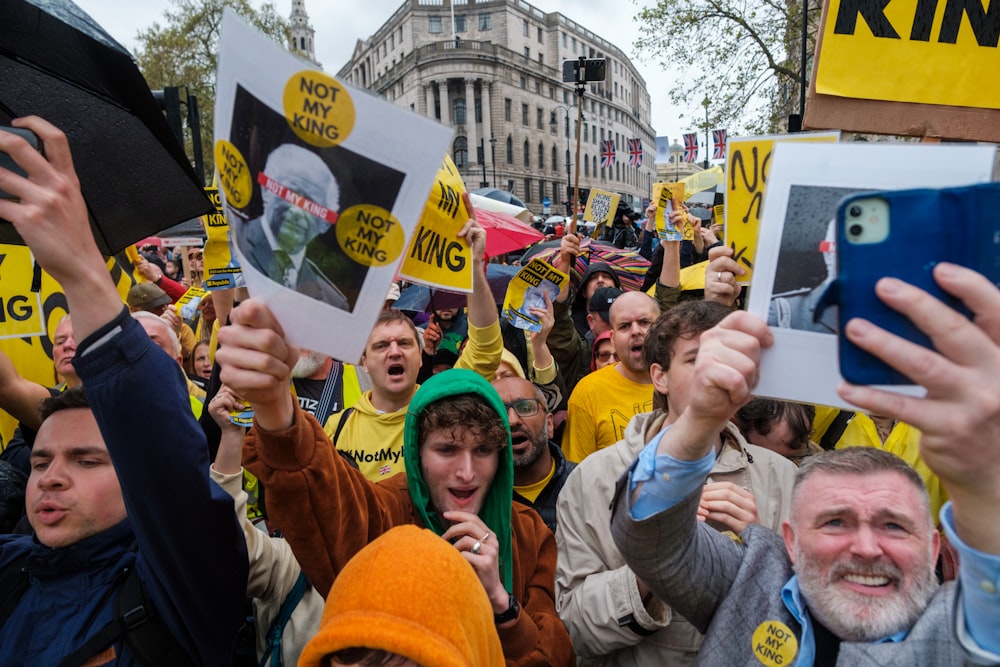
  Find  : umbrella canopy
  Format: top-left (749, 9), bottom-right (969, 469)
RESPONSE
top-left (521, 239), bottom-right (650, 292)
top-left (395, 263), bottom-right (519, 312)
top-left (0, 0), bottom-right (213, 254)
top-left (475, 208), bottom-right (543, 258)
top-left (472, 187), bottom-right (527, 209)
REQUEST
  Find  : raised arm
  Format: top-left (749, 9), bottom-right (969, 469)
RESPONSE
top-left (455, 194), bottom-right (503, 379)
top-left (837, 265), bottom-right (1000, 554)
top-left (836, 264), bottom-right (1000, 656)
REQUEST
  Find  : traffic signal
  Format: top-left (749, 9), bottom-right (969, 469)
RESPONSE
top-left (152, 87), bottom-right (183, 147)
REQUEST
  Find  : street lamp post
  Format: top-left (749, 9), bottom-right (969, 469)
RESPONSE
top-left (488, 134), bottom-right (497, 188)
top-left (549, 105), bottom-right (572, 216)
top-left (702, 97), bottom-right (710, 169)
top-left (479, 138), bottom-right (488, 188)
top-left (669, 141), bottom-right (683, 181)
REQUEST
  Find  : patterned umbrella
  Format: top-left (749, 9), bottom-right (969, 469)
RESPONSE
top-left (520, 239), bottom-right (650, 292)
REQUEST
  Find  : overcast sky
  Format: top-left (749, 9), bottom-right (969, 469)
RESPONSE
top-left (73, 0), bottom-right (695, 152)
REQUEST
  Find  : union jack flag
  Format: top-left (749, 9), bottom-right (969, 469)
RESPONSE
top-left (379, 464), bottom-right (391, 476)
top-left (600, 139), bottom-right (616, 168)
top-left (683, 133), bottom-right (698, 163)
top-left (627, 138), bottom-right (643, 167)
top-left (712, 129), bottom-right (727, 160)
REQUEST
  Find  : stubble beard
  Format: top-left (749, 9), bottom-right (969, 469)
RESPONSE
top-left (512, 428), bottom-right (547, 469)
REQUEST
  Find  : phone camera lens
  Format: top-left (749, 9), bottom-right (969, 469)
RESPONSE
top-left (848, 224), bottom-right (864, 238)
top-left (848, 205), bottom-right (863, 218)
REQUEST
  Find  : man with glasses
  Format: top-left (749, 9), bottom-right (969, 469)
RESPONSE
top-left (493, 375), bottom-right (575, 534)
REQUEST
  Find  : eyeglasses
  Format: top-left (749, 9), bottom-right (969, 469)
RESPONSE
top-left (504, 398), bottom-right (542, 417)
top-left (596, 351), bottom-right (617, 362)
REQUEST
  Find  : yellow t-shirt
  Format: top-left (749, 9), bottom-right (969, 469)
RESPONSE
top-left (563, 364), bottom-right (654, 463)
top-left (513, 458), bottom-right (556, 503)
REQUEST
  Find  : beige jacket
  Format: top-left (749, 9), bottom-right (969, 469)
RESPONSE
top-left (555, 411), bottom-right (797, 666)
top-left (210, 467), bottom-right (325, 666)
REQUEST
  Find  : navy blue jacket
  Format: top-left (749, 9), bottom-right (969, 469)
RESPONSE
top-left (0, 309), bottom-right (248, 665)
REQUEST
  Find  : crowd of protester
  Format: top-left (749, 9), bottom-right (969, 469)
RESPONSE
top-left (0, 117), bottom-right (997, 666)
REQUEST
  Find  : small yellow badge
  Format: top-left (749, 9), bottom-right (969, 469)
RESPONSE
top-left (752, 620), bottom-right (798, 666)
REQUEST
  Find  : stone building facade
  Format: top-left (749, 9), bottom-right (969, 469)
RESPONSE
top-left (335, 0), bottom-right (656, 213)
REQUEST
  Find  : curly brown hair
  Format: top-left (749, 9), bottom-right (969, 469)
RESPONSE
top-left (417, 394), bottom-right (507, 451)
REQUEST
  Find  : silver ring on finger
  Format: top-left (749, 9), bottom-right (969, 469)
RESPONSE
top-left (482, 531), bottom-right (491, 542)
top-left (471, 540), bottom-right (483, 555)
top-left (717, 271), bottom-right (724, 281)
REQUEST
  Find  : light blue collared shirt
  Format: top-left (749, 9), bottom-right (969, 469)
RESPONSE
top-left (629, 435), bottom-right (1000, 664)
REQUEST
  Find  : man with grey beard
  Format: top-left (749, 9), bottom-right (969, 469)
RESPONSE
top-left (611, 265), bottom-right (1000, 665)
top-left (492, 375), bottom-right (574, 534)
top-left (290, 350), bottom-right (368, 426)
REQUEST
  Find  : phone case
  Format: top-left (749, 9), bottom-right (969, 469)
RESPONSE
top-left (835, 181), bottom-right (1000, 385)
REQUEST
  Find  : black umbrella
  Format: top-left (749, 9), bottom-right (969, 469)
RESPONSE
top-left (0, 0), bottom-right (213, 254)
top-left (472, 187), bottom-right (528, 209)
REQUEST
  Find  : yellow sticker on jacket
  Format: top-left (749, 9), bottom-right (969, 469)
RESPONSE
top-left (752, 620), bottom-right (797, 666)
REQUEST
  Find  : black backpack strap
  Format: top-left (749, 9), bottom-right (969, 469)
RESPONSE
top-left (0, 553), bottom-right (32, 628)
top-left (819, 410), bottom-right (853, 451)
top-left (331, 407), bottom-right (355, 446)
top-left (59, 563), bottom-right (196, 667)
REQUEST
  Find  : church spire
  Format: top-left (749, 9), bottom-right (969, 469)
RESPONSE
top-left (289, 0), bottom-right (319, 66)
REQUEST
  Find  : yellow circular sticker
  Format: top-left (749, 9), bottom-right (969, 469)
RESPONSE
top-left (283, 70), bottom-right (355, 147)
top-left (751, 620), bottom-right (797, 667)
top-left (213, 140), bottom-right (252, 209)
top-left (335, 204), bottom-right (404, 267)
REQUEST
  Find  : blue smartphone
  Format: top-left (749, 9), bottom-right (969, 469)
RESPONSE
top-left (835, 181), bottom-right (1000, 385)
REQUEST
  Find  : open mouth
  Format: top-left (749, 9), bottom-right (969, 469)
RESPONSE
top-left (387, 363), bottom-right (406, 377)
top-left (510, 431), bottom-right (529, 448)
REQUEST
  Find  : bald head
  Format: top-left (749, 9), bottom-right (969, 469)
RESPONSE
top-left (609, 292), bottom-right (660, 379)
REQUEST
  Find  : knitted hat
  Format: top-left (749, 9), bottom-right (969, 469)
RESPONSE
top-left (298, 525), bottom-right (505, 667)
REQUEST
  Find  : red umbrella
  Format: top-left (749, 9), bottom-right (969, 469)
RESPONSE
top-left (474, 208), bottom-right (543, 258)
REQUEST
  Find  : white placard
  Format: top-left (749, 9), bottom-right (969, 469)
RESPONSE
top-left (747, 142), bottom-right (997, 409)
top-left (214, 10), bottom-right (452, 362)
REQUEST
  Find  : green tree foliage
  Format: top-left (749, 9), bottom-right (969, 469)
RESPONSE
top-left (135, 0), bottom-right (289, 181)
top-left (634, 0), bottom-right (818, 133)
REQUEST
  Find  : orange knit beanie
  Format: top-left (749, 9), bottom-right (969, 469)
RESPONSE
top-left (298, 525), bottom-right (506, 667)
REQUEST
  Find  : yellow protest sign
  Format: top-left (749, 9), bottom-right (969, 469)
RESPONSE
top-left (726, 133), bottom-right (839, 284)
top-left (652, 182), bottom-right (688, 242)
top-left (397, 155), bottom-right (473, 292)
top-left (202, 186), bottom-right (244, 290)
top-left (0, 247), bottom-right (48, 341)
top-left (175, 285), bottom-right (208, 321)
top-left (815, 0), bottom-right (1000, 110)
top-left (583, 189), bottom-right (621, 233)
top-left (501, 259), bottom-right (567, 331)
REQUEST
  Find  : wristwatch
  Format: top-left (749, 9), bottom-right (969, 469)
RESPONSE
top-left (494, 594), bottom-right (520, 624)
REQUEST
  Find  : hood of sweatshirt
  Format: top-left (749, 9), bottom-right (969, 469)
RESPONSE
top-left (403, 368), bottom-right (514, 593)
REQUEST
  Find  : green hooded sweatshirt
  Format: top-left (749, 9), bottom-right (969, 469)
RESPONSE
top-left (403, 368), bottom-right (514, 594)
